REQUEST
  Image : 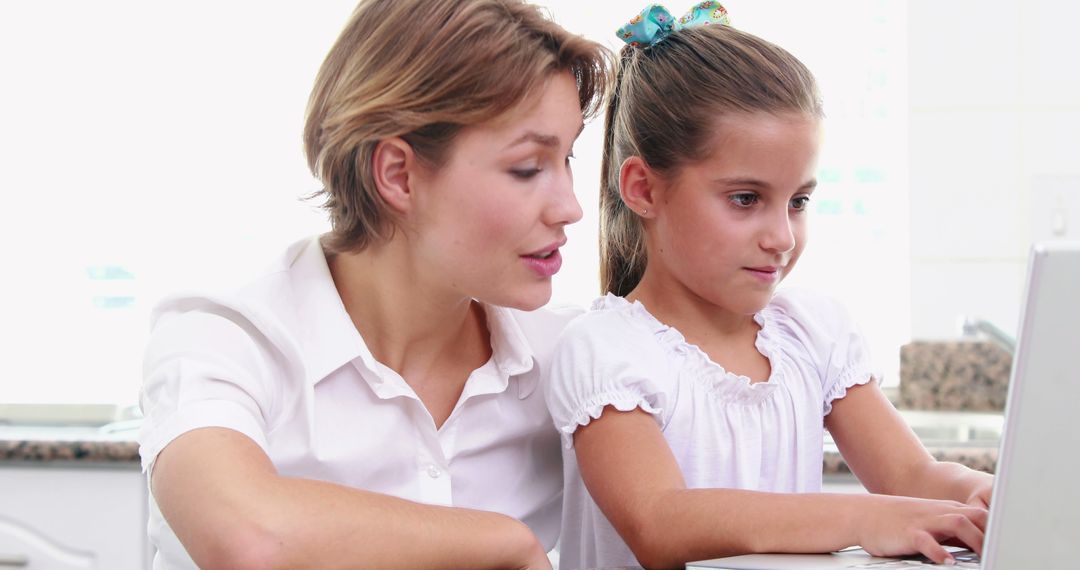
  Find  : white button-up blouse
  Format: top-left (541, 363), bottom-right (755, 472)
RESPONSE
top-left (138, 236), bottom-right (579, 569)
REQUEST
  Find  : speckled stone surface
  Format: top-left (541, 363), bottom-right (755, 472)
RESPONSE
top-left (899, 341), bottom-right (1012, 411)
top-left (0, 431), bottom-right (140, 464)
top-left (823, 446), bottom-right (997, 476)
top-left (1, 431), bottom-right (995, 476)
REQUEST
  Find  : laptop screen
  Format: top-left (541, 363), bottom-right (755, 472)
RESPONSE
top-left (982, 241), bottom-right (1080, 568)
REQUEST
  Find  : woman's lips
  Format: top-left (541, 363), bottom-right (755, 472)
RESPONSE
top-left (522, 248), bottom-right (563, 278)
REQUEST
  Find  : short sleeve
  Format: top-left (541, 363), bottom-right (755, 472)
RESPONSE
top-left (137, 298), bottom-right (284, 475)
top-left (544, 309), bottom-right (671, 449)
top-left (769, 289), bottom-right (879, 416)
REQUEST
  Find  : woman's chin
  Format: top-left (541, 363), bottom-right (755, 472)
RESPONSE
top-left (482, 285), bottom-right (552, 312)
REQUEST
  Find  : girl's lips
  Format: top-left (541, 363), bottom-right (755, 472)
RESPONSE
top-left (522, 249), bottom-right (563, 278)
top-left (744, 266), bottom-right (781, 283)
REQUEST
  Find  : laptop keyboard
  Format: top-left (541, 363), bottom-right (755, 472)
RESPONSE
top-left (848, 550), bottom-right (981, 568)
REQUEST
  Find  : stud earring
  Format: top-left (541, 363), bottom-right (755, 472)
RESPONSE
top-left (642, 209), bottom-right (648, 215)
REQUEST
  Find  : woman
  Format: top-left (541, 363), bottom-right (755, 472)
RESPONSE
top-left (138, 1), bottom-right (609, 568)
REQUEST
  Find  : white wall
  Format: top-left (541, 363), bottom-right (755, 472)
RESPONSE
top-left (908, 0), bottom-right (1080, 340)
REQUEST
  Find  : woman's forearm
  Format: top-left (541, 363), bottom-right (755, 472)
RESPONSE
top-left (154, 428), bottom-right (548, 570)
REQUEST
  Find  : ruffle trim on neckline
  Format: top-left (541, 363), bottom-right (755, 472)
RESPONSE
top-left (591, 293), bottom-right (782, 405)
top-left (558, 391), bottom-right (664, 449)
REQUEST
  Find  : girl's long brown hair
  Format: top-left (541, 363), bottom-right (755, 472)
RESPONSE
top-left (599, 25), bottom-right (822, 296)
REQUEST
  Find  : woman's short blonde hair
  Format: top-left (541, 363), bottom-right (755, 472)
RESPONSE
top-left (304, 0), bottom-right (611, 253)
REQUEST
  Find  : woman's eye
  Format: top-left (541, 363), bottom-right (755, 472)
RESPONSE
top-left (790, 196), bottom-right (811, 211)
top-left (510, 167), bottom-right (542, 180)
top-left (729, 193), bottom-right (759, 207)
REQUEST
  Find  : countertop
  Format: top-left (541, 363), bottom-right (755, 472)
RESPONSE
top-left (824, 409), bottom-right (1001, 475)
top-left (0, 423), bottom-right (141, 465)
top-left (0, 411), bottom-right (1001, 474)
top-left (823, 445), bottom-right (997, 475)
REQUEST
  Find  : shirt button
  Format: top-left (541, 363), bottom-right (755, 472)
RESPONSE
top-left (426, 464), bottom-right (441, 479)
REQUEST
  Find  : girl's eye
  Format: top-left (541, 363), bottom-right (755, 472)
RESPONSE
top-left (729, 193), bottom-right (759, 208)
top-left (565, 151), bottom-right (575, 167)
top-left (790, 196), bottom-right (811, 211)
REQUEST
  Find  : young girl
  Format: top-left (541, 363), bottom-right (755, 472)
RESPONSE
top-left (138, 1), bottom-right (608, 569)
top-left (546, 3), bottom-right (993, 569)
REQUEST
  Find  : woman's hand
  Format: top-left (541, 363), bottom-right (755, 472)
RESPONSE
top-left (516, 548), bottom-right (554, 570)
top-left (504, 519), bottom-right (553, 570)
top-left (854, 494), bottom-right (988, 565)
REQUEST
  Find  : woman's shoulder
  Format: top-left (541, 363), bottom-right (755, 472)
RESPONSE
top-left (147, 237), bottom-right (319, 367)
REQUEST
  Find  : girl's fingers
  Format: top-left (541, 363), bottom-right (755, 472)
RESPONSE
top-left (962, 506), bottom-right (989, 532)
top-left (913, 531), bottom-right (954, 565)
top-left (944, 515), bottom-right (985, 556)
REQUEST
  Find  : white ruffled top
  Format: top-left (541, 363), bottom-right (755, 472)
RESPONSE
top-left (545, 288), bottom-right (877, 570)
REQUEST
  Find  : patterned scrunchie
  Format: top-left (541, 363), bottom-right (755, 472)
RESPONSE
top-left (616, 2), bottom-right (731, 48)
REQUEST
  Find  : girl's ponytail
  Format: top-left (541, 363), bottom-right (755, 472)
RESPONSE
top-left (599, 46), bottom-right (648, 296)
top-left (598, 23), bottom-right (822, 297)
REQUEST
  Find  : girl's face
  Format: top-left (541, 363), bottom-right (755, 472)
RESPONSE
top-left (409, 72), bottom-right (584, 310)
top-left (648, 111), bottom-right (822, 316)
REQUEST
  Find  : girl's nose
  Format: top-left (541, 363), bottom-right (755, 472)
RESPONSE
top-left (761, 209), bottom-right (796, 253)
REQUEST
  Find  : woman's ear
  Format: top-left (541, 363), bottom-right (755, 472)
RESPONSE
top-left (371, 137), bottom-right (415, 215)
top-left (618, 156), bottom-right (658, 219)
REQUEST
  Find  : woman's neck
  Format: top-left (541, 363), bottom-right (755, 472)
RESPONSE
top-left (326, 239), bottom-right (491, 379)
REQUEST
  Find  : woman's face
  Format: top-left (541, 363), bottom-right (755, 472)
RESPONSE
top-left (647, 111), bottom-right (822, 316)
top-left (409, 72), bottom-right (584, 310)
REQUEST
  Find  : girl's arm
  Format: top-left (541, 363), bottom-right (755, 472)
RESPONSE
top-left (152, 427), bottom-right (550, 570)
top-left (574, 406), bottom-right (987, 568)
top-left (824, 381), bottom-right (994, 507)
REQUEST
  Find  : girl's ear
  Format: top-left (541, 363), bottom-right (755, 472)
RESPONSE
top-left (618, 156), bottom-right (658, 219)
top-left (371, 137), bottom-right (416, 215)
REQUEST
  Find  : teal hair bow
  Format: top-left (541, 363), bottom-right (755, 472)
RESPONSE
top-left (616, 2), bottom-right (731, 48)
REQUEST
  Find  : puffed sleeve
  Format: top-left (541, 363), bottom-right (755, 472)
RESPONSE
top-left (544, 309), bottom-right (673, 449)
top-left (137, 296), bottom-right (288, 475)
top-left (769, 289), bottom-right (879, 416)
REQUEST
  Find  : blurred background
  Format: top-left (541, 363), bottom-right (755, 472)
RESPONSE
top-left (1, 0), bottom-right (1075, 410)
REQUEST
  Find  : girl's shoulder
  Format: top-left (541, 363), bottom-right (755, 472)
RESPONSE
top-left (556, 293), bottom-right (674, 360)
top-left (760, 288), bottom-right (869, 376)
top-left (506, 302), bottom-right (586, 340)
top-left (763, 287), bottom-right (858, 339)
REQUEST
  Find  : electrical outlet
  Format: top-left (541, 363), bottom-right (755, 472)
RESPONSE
top-left (1031, 174), bottom-right (1080, 242)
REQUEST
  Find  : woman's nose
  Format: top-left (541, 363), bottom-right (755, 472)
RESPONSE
top-left (548, 169), bottom-right (583, 226)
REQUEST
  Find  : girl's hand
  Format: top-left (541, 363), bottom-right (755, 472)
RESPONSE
top-left (855, 494), bottom-right (988, 565)
top-left (964, 474), bottom-right (994, 509)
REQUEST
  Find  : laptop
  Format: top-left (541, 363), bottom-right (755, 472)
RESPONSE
top-left (688, 241), bottom-right (1080, 570)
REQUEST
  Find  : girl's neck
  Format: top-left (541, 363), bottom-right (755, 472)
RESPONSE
top-left (326, 238), bottom-right (491, 378)
top-left (628, 273), bottom-right (758, 340)
top-left (628, 272), bottom-right (772, 382)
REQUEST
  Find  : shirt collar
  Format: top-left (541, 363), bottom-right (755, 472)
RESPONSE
top-left (288, 236), bottom-right (540, 399)
top-left (287, 235), bottom-right (373, 386)
top-left (482, 303), bottom-right (540, 399)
